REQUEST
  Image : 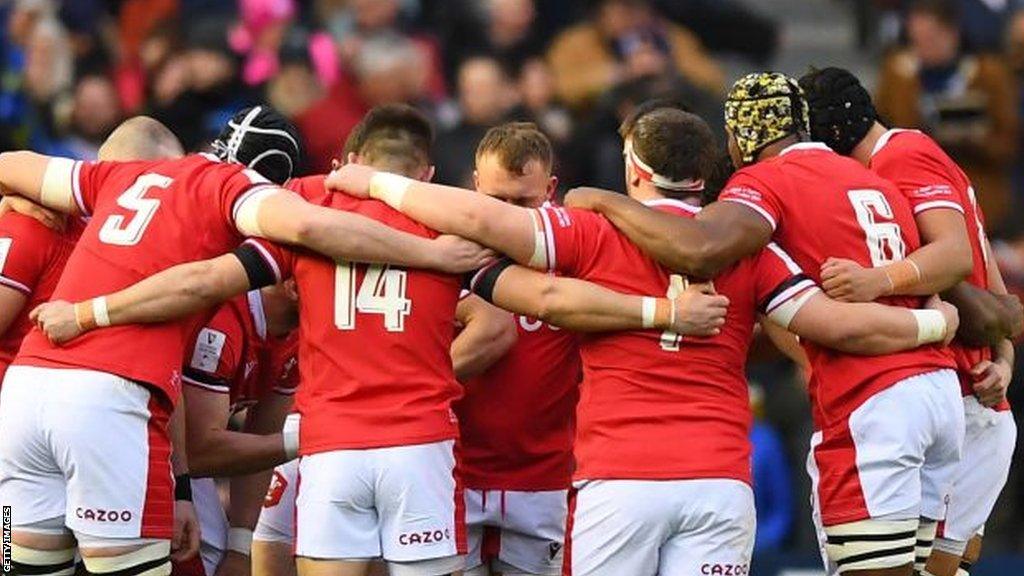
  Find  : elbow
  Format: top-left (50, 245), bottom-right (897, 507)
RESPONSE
top-left (949, 250), bottom-right (974, 286)
top-left (689, 241), bottom-right (730, 279)
top-left (534, 276), bottom-right (569, 324)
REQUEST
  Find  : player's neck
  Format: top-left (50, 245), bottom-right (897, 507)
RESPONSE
top-left (850, 122), bottom-right (887, 166)
top-left (757, 135), bottom-right (802, 161)
top-left (627, 182), bottom-right (664, 203)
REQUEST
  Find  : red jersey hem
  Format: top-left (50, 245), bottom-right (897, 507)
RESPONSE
top-left (573, 469), bottom-right (751, 486)
top-left (300, 431), bottom-right (457, 455)
top-left (461, 476), bottom-right (572, 492)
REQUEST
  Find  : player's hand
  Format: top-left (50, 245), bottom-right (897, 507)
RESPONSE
top-left (563, 187), bottom-right (620, 211)
top-left (171, 500), bottom-right (201, 562)
top-left (431, 234), bottom-right (496, 273)
top-left (820, 257), bottom-right (887, 302)
top-left (926, 295), bottom-right (960, 347)
top-left (971, 358), bottom-right (1011, 408)
top-left (213, 551), bottom-right (251, 576)
top-left (672, 282), bottom-right (730, 336)
top-left (323, 163), bottom-right (375, 199)
top-left (0, 195), bottom-right (65, 231)
top-left (29, 300), bottom-right (83, 345)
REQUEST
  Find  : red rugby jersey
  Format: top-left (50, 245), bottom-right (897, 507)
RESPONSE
top-left (456, 317), bottom-right (581, 491)
top-left (182, 291), bottom-right (298, 412)
top-left (250, 188), bottom-right (463, 455)
top-left (718, 142), bottom-right (955, 429)
top-left (0, 213), bottom-right (77, 381)
top-left (16, 154), bottom-right (276, 402)
top-left (870, 129), bottom-right (1007, 410)
top-left (534, 199), bottom-right (813, 484)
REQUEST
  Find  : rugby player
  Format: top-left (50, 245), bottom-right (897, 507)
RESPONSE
top-left (558, 73), bottom-right (968, 576)
top-left (0, 105), bottom-right (491, 576)
top-left (800, 67), bottom-right (1022, 576)
top-left (322, 103), bottom-right (961, 575)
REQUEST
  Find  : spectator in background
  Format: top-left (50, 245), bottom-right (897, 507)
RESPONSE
top-left (434, 56), bottom-right (517, 187)
top-left (266, 28), bottom-right (326, 121)
top-left (511, 57), bottom-right (573, 145)
top-left (22, 15), bottom-right (74, 151)
top-left (296, 32), bottom-right (428, 173)
top-left (1006, 8), bottom-right (1024, 236)
top-left (151, 17), bottom-right (256, 151)
top-left (41, 73), bottom-right (123, 159)
top-left (546, 0), bottom-right (723, 111)
top-left (876, 0), bottom-right (1019, 234)
top-left (748, 383), bottom-right (794, 554)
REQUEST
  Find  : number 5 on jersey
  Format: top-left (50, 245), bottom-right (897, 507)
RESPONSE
top-left (98, 174), bottom-right (171, 246)
top-left (334, 261), bottom-right (412, 332)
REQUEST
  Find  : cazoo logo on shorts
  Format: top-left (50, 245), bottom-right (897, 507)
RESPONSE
top-left (701, 564), bottom-right (749, 576)
top-left (398, 528), bottom-right (452, 546)
top-left (76, 508), bottom-right (133, 522)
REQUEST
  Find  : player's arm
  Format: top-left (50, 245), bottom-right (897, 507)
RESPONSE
top-left (562, 187), bottom-right (773, 278)
top-left (821, 209), bottom-right (973, 302)
top-left (239, 189), bottom-right (493, 274)
top-left (472, 259), bottom-right (729, 334)
top-left (323, 164), bottom-right (542, 265)
top-left (984, 236), bottom-right (1024, 339)
top-left (0, 152), bottom-right (90, 215)
top-left (758, 319), bottom-right (810, 373)
top-left (451, 295), bottom-right (517, 381)
top-left (184, 384), bottom-right (295, 477)
top-left (777, 289), bottom-right (958, 355)
top-left (0, 286), bottom-right (27, 336)
top-left (221, 393), bottom-right (294, 566)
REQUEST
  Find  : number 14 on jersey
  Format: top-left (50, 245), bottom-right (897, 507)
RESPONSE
top-left (334, 261), bottom-right (412, 332)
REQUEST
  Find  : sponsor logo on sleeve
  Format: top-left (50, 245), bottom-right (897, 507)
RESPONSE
top-left (191, 328), bottom-right (227, 372)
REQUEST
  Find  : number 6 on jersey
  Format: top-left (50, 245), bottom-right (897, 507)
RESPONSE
top-left (334, 261), bottom-right (412, 332)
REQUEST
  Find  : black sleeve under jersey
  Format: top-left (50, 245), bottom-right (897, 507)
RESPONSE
top-left (232, 242), bottom-right (279, 290)
top-left (466, 257), bottom-right (516, 304)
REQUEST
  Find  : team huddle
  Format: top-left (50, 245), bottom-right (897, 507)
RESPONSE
top-left (0, 67), bottom-right (1018, 576)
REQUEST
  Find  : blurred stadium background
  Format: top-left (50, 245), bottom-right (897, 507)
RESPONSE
top-left (1, 1), bottom-right (1022, 574)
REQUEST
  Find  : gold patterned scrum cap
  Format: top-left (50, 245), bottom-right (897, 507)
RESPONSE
top-left (725, 72), bottom-right (810, 164)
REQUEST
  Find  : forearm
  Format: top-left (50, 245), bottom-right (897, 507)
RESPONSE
top-left (490, 265), bottom-right (670, 332)
top-left (103, 256), bottom-right (250, 325)
top-left (294, 206), bottom-right (442, 268)
top-left (228, 470), bottom-right (274, 531)
top-left (451, 304), bottom-right (515, 381)
top-left (899, 242), bottom-right (972, 296)
top-left (189, 430), bottom-right (288, 477)
top-left (170, 400), bottom-right (189, 476)
top-left (0, 151), bottom-right (50, 206)
top-left (942, 281), bottom-right (1010, 347)
top-left (790, 295), bottom-right (941, 355)
top-left (993, 337), bottom-right (1015, 370)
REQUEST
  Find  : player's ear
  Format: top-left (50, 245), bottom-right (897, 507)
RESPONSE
top-left (330, 158), bottom-right (342, 171)
top-left (346, 152), bottom-right (358, 166)
top-left (420, 165), bottom-right (435, 183)
top-left (473, 170), bottom-right (480, 191)
top-left (546, 175), bottom-right (558, 201)
top-left (283, 278), bottom-right (299, 302)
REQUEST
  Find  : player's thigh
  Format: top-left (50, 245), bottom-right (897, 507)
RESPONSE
top-left (822, 517), bottom-right (918, 574)
top-left (253, 540), bottom-right (297, 576)
top-left (659, 479), bottom-right (755, 576)
top-left (564, 480), bottom-right (671, 576)
top-left (0, 366), bottom-right (68, 531)
top-left (807, 438), bottom-right (840, 576)
top-left (462, 489), bottom-right (494, 572)
top-left (919, 370), bottom-right (965, 522)
top-left (295, 450), bottom-right (380, 561)
top-left (498, 490), bottom-right (567, 576)
top-left (938, 398), bottom-right (1016, 544)
top-left (375, 440), bottom-right (465, 566)
top-left (297, 557), bottom-right (373, 576)
top-left (254, 459), bottom-right (299, 547)
top-left (54, 374), bottom-right (174, 544)
top-left (190, 477), bottom-right (228, 576)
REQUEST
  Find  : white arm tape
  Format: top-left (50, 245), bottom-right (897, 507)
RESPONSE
top-left (40, 158), bottom-right (77, 212)
top-left (369, 172), bottom-right (413, 210)
top-left (912, 309), bottom-right (947, 346)
top-left (641, 297), bottom-right (657, 329)
top-left (766, 287), bottom-right (819, 329)
top-left (92, 297), bottom-right (110, 327)
top-left (282, 425), bottom-right (299, 460)
top-left (527, 210), bottom-right (549, 269)
top-left (234, 187), bottom-right (281, 237)
top-left (227, 527), bottom-right (254, 556)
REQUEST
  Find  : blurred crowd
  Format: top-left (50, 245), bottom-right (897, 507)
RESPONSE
top-left (3, 0), bottom-right (1024, 562)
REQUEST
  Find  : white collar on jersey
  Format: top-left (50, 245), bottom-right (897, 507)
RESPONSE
top-left (778, 141), bottom-right (832, 156)
top-left (246, 290), bottom-right (268, 341)
top-left (643, 198), bottom-right (701, 213)
top-left (870, 128), bottom-right (921, 159)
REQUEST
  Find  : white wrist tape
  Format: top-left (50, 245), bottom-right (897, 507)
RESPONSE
top-left (369, 172), bottom-right (412, 210)
top-left (641, 297), bottom-right (657, 329)
top-left (40, 158), bottom-right (77, 213)
top-left (92, 297), bottom-right (110, 327)
top-left (912, 309), bottom-right (947, 346)
top-left (227, 527), bottom-right (253, 556)
top-left (282, 425), bottom-right (299, 460)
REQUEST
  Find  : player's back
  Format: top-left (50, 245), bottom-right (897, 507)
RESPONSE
top-left (720, 143), bottom-right (954, 428)
top-left (16, 154), bottom-right (275, 401)
top-left (535, 199), bottom-right (810, 484)
top-left (0, 213), bottom-right (77, 380)
top-left (254, 180), bottom-right (462, 455)
top-left (870, 129), bottom-right (995, 396)
top-left (456, 318), bottom-right (580, 491)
